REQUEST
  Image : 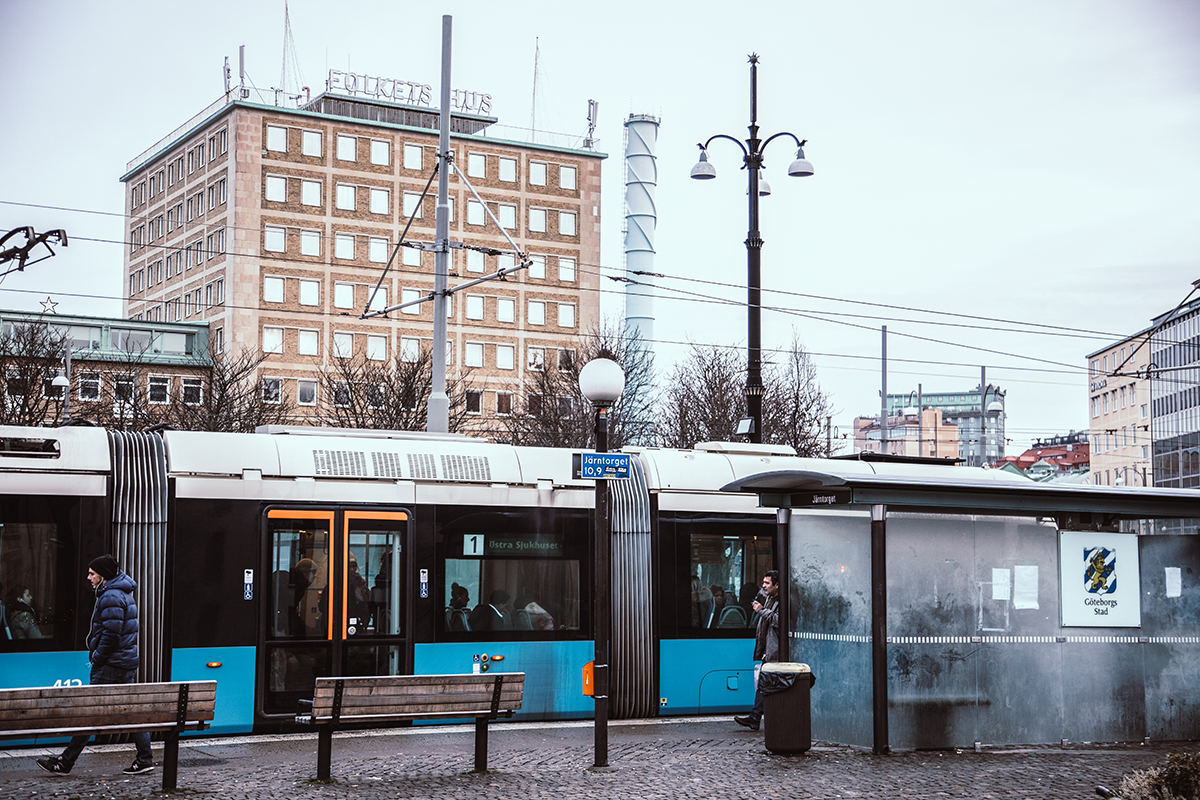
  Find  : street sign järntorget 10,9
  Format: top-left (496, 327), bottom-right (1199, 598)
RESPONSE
top-left (576, 452), bottom-right (632, 480)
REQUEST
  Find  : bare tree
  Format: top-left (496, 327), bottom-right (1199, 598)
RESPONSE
top-left (162, 346), bottom-right (294, 433)
top-left (317, 346), bottom-right (473, 432)
top-left (502, 321), bottom-right (657, 449)
top-left (657, 333), bottom-right (835, 455)
top-left (0, 319), bottom-right (68, 426)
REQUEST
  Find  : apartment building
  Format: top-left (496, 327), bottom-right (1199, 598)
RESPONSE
top-left (120, 78), bottom-right (604, 431)
top-left (1087, 330), bottom-right (1151, 487)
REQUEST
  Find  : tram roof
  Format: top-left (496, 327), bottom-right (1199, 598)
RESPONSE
top-left (721, 461), bottom-right (1200, 521)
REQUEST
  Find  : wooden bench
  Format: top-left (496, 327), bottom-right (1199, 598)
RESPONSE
top-left (0, 680), bottom-right (216, 791)
top-left (297, 672), bottom-right (524, 781)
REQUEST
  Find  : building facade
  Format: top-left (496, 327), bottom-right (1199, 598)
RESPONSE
top-left (120, 82), bottom-right (604, 433)
top-left (854, 407), bottom-right (959, 459)
top-left (1148, 298), bottom-right (1200, 489)
top-left (879, 388), bottom-right (1007, 466)
top-left (0, 309), bottom-right (209, 427)
top-left (1087, 330), bottom-right (1151, 487)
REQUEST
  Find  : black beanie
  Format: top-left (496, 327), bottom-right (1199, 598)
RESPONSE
top-left (89, 554), bottom-right (119, 581)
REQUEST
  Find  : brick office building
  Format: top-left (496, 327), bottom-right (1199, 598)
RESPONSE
top-left (120, 79), bottom-right (604, 431)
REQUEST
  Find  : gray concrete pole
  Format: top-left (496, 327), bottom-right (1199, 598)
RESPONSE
top-left (427, 14), bottom-right (453, 433)
top-left (880, 326), bottom-right (888, 454)
top-left (871, 503), bottom-right (889, 754)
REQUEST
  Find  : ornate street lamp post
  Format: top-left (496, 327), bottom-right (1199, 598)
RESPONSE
top-left (690, 54), bottom-right (814, 443)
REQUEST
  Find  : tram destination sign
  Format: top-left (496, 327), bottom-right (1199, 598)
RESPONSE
top-left (575, 452), bottom-right (632, 480)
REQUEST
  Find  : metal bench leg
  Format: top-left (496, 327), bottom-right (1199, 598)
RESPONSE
top-left (162, 731), bottom-right (180, 792)
top-left (317, 726), bottom-right (333, 781)
top-left (474, 718), bottom-right (489, 772)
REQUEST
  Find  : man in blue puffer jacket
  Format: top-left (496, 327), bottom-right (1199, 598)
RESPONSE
top-left (36, 555), bottom-right (154, 777)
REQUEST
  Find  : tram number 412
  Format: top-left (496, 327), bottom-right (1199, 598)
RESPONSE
top-left (53, 679), bottom-right (83, 687)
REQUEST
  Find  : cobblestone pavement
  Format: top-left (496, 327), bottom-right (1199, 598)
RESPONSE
top-left (1, 716), bottom-right (1193, 800)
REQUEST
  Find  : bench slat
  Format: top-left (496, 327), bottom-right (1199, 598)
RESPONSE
top-left (313, 674), bottom-right (523, 690)
top-left (0, 707), bottom-right (214, 729)
top-left (0, 720), bottom-right (209, 739)
top-left (314, 683), bottom-right (522, 698)
top-left (312, 699), bottom-right (522, 718)
top-left (0, 681), bottom-right (216, 702)
top-left (313, 688), bottom-right (521, 708)
top-left (0, 693), bottom-right (216, 712)
top-left (310, 709), bottom-right (518, 725)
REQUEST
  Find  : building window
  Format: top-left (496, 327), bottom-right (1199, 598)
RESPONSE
top-left (558, 303), bottom-right (575, 328)
top-left (402, 246), bottom-right (421, 267)
top-left (496, 392), bottom-right (513, 415)
top-left (267, 125), bottom-right (287, 152)
top-left (298, 329), bottom-right (318, 356)
top-left (298, 379), bottom-right (317, 406)
top-left (369, 237), bottom-right (388, 263)
top-left (1103, 394), bottom-right (1109, 414)
top-left (559, 211), bottom-right (576, 236)
top-left (499, 204), bottom-right (516, 229)
top-left (79, 372), bottom-right (100, 401)
top-left (367, 287), bottom-right (388, 314)
top-left (333, 332), bottom-right (353, 359)
top-left (401, 288), bottom-right (421, 315)
top-left (404, 143), bottom-right (423, 170)
top-left (367, 335), bottom-right (387, 361)
top-left (529, 208), bottom-right (546, 233)
top-left (264, 226), bottom-right (285, 253)
top-left (205, 284), bottom-right (213, 308)
top-left (400, 337), bottom-right (419, 363)
top-left (336, 184), bottom-right (356, 210)
top-left (213, 327), bottom-right (224, 354)
top-left (334, 282), bottom-right (354, 309)
top-left (465, 342), bottom-right (484, 368)
top-left (558, 349), bottom-right (575, 372)
top-left (468, 200), bottom-right (486, 227)
top-left (530, 162), bottom-right (547, 186)
top-left (528, 347), bottom-right (545, 371)
top-left (263, 276), bottom-right (284, 303)
top-left (300, 229), bottom-right (321, 256)
top-left (215, 279), bottom-right (225, 304)
top-left (299, 279), bottom-right (319, 306)
top-left (499, 157), bottom-right (516, 182)
top-left (466, 249), bottom-right (484, 273)
top-left (1141, 403), bottom-right (1148, 419)
top-left (263, 326), bottom-right (284, 354)
top-left (528, 300), bottom-right (545, 326)
top-left (403, 193), bottom-right (423, 219)
top-left (468, 152), bottom-right (486, 178)
top-left (560, 165), bottom-right (576, 190)
top-left (466, 295), bottom-right (484, 320)
top-left (149, 376), bottom-right (169, 405)
top-left (262, 378), bottom-right (282, 404)
top-left (529, 255), bottom-right (546, 279)
top-left (335, 233), bottom-right (355, 260)
top-left (496, 344), bottom-right (514, 370)
top-left (301, 179), bottom-right (321, 206)
top-left (332, 382), bottom-right (350, 408)
top-left (466, 389), bottom-right (482, 415)
top-left (182, 378), bottom-right (202, 405)
top-left (337, 134), bottom-right (357, 161)
top-left (294, 131), bottom-right (319, 159)
top-left (370, 139), bottom-right (390, 166)
top-left (369, 187), bottom-right (389, 214)
top-left (497, 297), bottom-right (514, 323)
top-left (558, 257), bottom-right (576, 282)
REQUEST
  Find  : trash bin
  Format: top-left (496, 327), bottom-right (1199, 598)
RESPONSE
top-left (760, 662), bottom-right (816, 754)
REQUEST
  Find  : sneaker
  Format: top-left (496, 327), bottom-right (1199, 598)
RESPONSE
top-left (122, 761), bottom-right (154, 775)
top-left (734, 715), bottom-right (760, 731)
top-left (36, 756), bottom-right (70, 775)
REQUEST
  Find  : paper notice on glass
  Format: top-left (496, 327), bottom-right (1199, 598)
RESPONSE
top-left (1166, 567), bottom-right (1182, 598)
top-left (992, 568), bottom-right (1011, 601)
top-left (1013, 565), bottom-right (1039, 609)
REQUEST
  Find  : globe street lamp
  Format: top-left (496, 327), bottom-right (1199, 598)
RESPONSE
top-left (578, 357), bottom-right (625, 769)
top-left (691, 54), bottom-right (813, 443)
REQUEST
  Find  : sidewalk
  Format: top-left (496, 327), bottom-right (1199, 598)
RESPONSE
top-left (0, 715), bottom-right (1189, 800)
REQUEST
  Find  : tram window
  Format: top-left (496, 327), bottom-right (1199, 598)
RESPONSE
top-left (266, 516), bottom-right (331, 640)
top-left (444, 531), bottom-right (581, 635)
top-left (688, 533), bottom-right (773, 631)
top-left (0, 496), bottom-right (76, 650)
top-left (345, 518), bottom-right (405, 639)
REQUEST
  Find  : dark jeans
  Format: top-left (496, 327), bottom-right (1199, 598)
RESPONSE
top-left (60, 664), bottom-right (153, 768)
top-left (748, 663), bottom-right (765, 722)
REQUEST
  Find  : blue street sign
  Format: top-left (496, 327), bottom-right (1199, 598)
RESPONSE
top-left (579, 452), bottom-right (632, 480)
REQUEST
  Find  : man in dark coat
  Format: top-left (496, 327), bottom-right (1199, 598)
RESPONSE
top-left (37, 555), bottom-right (154, 777)
top-left (734, 569), bottom-right (780, 732)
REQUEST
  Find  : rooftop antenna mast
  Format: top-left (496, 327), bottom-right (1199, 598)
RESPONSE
top-left (279, 2), bottom-right (307, 105)
top-left (530, 39), bottom-right (540, 143)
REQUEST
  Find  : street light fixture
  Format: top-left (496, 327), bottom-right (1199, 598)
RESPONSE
top-left (578, 357), bottom-right (625, 770)
top-left (691, 53), bottom-right (813, 443)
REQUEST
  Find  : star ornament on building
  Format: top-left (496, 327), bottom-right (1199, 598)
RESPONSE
top-left (40, 296), bottom-right (59, 314)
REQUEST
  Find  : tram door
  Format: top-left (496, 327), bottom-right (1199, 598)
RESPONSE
top-left (263, 509), bottom-right (409, 716)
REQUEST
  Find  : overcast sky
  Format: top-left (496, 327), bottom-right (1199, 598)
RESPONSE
top-left (1, 0), bottom-right (1197, 452)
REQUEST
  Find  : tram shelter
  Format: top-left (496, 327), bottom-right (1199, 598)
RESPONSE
top-left (723, 456), bottom-right (1200, 753)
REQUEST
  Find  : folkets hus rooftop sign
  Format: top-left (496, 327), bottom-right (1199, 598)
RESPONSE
top-left (1059, 531), bottom-right (1141, 627)
top-left (326, 70), bottom-right (493, 115)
